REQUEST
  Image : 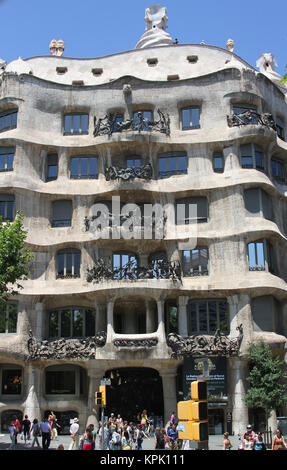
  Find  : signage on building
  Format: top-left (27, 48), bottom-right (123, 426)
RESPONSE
top-left (183, 357), bottom-right (227, 404)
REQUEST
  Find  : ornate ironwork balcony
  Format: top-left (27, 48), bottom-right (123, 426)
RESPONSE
top-left (86, 258), bottom-right (181, 283)
top-left (227, 111), bottom-right (276, 131)
top-left (113, 337), bottom-right (158, 349)
top-left (167, 324), bottom-right (243, 359)
top-left (94, 109), bottom-right (170, 137)
top-left (105, 163), bottom-right (153, 181)
top-left (27, 330), bottom-right (107, 360)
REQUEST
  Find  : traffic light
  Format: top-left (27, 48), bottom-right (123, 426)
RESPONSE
top-left (177, 379), bottom-right (209, 442)
top-left (99, 385), bottom-right (106, 406)
top-left (190, 380), bottom-right (208, 442)
top-left (95, 391), bottom-right (102, 405)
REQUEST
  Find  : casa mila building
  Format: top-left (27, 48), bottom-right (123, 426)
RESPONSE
top-left (0, 5), bottom-right (286, 435)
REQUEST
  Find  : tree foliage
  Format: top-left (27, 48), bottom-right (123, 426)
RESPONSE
top-left (244, 341), bottom-right (287, 416)
top-left (0, 212), bottom-right (33, 301)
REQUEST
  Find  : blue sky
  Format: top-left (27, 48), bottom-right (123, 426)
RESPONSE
top-left (1, 0), bottom-right (287, 76)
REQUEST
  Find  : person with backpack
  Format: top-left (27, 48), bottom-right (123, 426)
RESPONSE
top-left (21, 415), bottom-right (31, 444)
top-left (154, 427), bottom-right (165, 449)
top-left (30, 418), bottom-right (41, 448)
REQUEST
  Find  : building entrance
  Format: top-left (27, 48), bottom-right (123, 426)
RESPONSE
top-left (208, 408), bottom-right (224, 435)
top-left (104, 368), bottom-right (164, 425)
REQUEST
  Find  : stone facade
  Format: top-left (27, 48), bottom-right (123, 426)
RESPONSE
top-left (0, 9), bottom-right (287, 435)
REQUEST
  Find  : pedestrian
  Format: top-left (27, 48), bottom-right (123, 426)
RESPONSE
top-left (39, 417), bottom-right (51, 450)
top-left (79, 427), bottom-right (95, 450)
top-left (222, 432), bottom-right (233, 450)
top-left (14, 415), bottom-right (21, 444)
top-left (109, 427), bottom-right (122, 450)
top-left (136, 424), bottom-right (149, 450)
top-left (121, 428), bottom-right (131, 450)
top-left (99, 422), bottom-right (110, 450)
top-left (167, 424), bottom-right (178, 450)
top-left (272, 428), bottom-right (287, 450)
top-left (242, 433), bottom-right (254, 450)
top-left (253, 431), bottom-right (266, 451)
top-left (244, 424), bottom-right (256, 443)
top-left (88, 424), bottom-right (97, 449)
top-left (8, 418), bottom-right (17, 450)
top-left (154, 427), bottom-right (165, 449)
top-left (30, 418), bottom-right (41, 448)
top-left (170, 411), bottom-right (176, 427)
top-left (68, 417), bottom-right (80, 450)
top-left (22, 415), bottom-right (31, 444)
top-left (162, 429), bottom-right (170, 450)
top-left (140, 410), bottom-right (148, 431)
top-left (57, 444), bottom-right (64, 450)
top-left (116, 414), bottom-right (123, 429)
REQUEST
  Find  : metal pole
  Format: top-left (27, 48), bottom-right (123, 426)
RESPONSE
top-left (101, 406), bottom-right (105, 450)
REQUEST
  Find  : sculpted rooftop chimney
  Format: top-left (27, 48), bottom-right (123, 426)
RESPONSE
top-left (135, 4), bottom-right (173, 49)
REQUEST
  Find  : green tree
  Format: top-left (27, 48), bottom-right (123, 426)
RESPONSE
top-left (0, 211), bottom-right (33, 301)
top-left (244, 341), bottom-right (287, 428)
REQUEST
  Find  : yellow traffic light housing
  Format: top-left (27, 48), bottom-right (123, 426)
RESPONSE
top-left (191, 379), bottom-right (208, 401)
top-left (178, 400), bottom-right (193, 421)
top-left (99, 385), bottom-right (106, 406)
top-left (191, 400), bottom-right (208, 421)
top-left (191, 421), bottom-right (209, 442)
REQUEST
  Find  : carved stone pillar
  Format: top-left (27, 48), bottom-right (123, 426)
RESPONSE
top-left (157, 299), bottom-right (166, 343)
top-left (227, 294), bottom-right (253, 351)
top-left (178, 296), bottom-right (189, 336)
top-left (228, 357), bottom-right (249, 434)
top-left (161, 369), bottom-right (177, 428)
top-left (107, 298), bottom-right (115, 343)
top-left (24, 365), bottom-right (41, 420)
top-left (96, 304), bottom-right (106, 332)
top-left (146, 300), bottom-right (154, 333)
top-left (86, 368), bottom-right (106, 430)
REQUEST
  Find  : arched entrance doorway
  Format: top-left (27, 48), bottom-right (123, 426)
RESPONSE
top-left (104, 368), bottom-right (164, 425)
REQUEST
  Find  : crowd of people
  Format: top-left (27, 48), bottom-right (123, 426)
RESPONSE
top-left (6, 412), bottom-right (287, 451)
top-left (223, 424), bottom-right (287, 451)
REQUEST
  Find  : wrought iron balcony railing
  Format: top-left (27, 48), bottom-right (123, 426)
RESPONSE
top-left (86, 258), bottom-right (181, 283)
top-left (105, 163), bottom-right (153, 181)
top-left (94, 109), bottom-right (170, 137)
top-left (227, 111), bottom-right (276, 131)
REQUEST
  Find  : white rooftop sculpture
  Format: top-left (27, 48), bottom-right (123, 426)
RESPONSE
top-left (135, 5), bottom-right (173, 49)
top-left (256, 53), bottom-right (284, 85)
top-left (49, 39), bottom-right (65, 56)
top-left (6, 57), bottom-right (33, 75)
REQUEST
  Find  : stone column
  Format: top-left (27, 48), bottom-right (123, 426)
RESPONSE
top-left (106, 298), bottom-right (115, 343)
top-left (161, 369), bottom-right (178, 428)
top-left (86, 369), bottom-right (106, 431)
top-left (156, 299), bottom-right (166, 343)
top-left (24, 365), bottom-right (41, 420)
top-left (96, 304), bottom-right (106, 333)
top-left (228, 357), bottom-right (249, 435)
top-left (146, 300), bottom-right (154, 333)
top-left (178, 296), bottom-right (188, 336)
top-left (34, 302), bottom-right (44, 341)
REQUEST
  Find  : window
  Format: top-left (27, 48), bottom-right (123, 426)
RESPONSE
top-left (109, 113), bottom-right (124, 133)
top-left (46, 154), bottom-right (58, 182)
top-left (276, 117), bottom-right (285, 141)
top-left (133, 111), bottom-right (153, 131)
top-left (244, 188), bottom-right (271, 220)
top-left (0, 147), bottom-right (14, 172)
top-left (271, 158), bottom-right (285, 183)
top-left (0, 303), bottom-right (18, 334)
top-left (126, 157), bottom-right (141, 169)
top-left (0, 194), bottom-right (15, 221)
top-left (181, 107), bottom-right (200, 130)
top-left (182, 247), bottom-right (209, 276)
top-left (213, 152), bottom-right (224, 173)
top-left (57, 249), bottom-right (81, 279)
top-left (248, 239), bottom-right (275, 273)
top-left (188, 300), bottom-right (229, 335)
top-left (51, 200), bottom-right (72, 227)
top-left (232, 103), bottom-right (258, 125)
top-left (70, 156), bottom-right (98, 179)
top-left (176, 197), bottom-right (208, 224)
top-left (252, 296), bottom-right (280, 333)
top-left (148, 251), bottom-right (167, 278)
top-left (64, 113), bottom-right (89, 135)
top-left (112, 253), bottom-right (137, 279)
top-left (45, 369), bottom-right (76, 395)
top-left (48, 307), bottom-right (96, 339)
top-left (1, 367), bottom-right (22, 395)
top-left (158, 154), bottom-right (187, 178)
top-left (165, 301), bottom-right (178, 335)
top-left (0, 109), bottom-right (17, 133)
top-left (240, 144), bottom-right (264, 171)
